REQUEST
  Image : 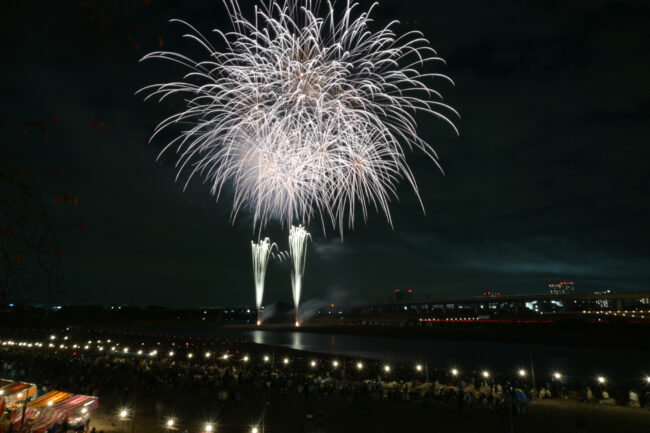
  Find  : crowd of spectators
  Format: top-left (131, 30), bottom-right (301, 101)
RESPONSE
top-left (1, 330), bottom-right (649, 432)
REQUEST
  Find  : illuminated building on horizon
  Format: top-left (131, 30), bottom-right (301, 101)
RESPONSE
top-left (593, 290), bottom-right (613, 308)
top-left (394, 289), bottom-right (414, 302)
top-left (548, 281), bottom-right (575, 295)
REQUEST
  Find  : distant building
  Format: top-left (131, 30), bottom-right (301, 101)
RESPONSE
top-left (548, 281), bottom-right (575, 295)
top-left (394, 289), bottom-right (413, 302)
top-left (593, 290), bottom-right (613, 308)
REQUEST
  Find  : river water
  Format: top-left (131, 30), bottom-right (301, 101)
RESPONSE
top-left (161, 325), bottom-right (650, 387)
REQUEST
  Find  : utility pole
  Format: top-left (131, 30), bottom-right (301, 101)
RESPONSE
top-left (131, 367), bottom-right (138, 433)
top-left (529, 344), bottom-right (537, 394)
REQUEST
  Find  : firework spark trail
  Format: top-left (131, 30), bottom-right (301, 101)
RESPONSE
top-left (288, 225), bottom-right (310, 326)
top-left (251, 238), bottom-right (277, 325)
top-left (140, 0), bottom-right (458, 236)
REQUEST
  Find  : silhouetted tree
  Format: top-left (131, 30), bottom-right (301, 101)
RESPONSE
top-left (0, 118), bottom-right (83, 305)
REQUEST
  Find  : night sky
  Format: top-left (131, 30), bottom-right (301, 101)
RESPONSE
top-left (2, 0), bottom-right (649, 307)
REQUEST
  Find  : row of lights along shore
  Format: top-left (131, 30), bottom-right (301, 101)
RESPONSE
top-left (2, 337), bottom-right (650, 386)
top-left (117, 409), bottom-right (260, 433)
top-left (581, 310), bottom-right (649, 319)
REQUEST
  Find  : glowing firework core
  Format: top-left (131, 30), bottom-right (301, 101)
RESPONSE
top-left (251, 238), bottom-right (277, 325)
top-left (289, 225), bottom-right (310, 325)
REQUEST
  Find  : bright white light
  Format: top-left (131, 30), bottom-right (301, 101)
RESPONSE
top-left (252, 239), bottom-right (277, 322)
top-left (188, 353), bottom-right (193, 359)
top-left (356, 362), bottom-right (363, 370)
top-left (598, 376), bottom-right (606, 384)
top-left (81, 408), bottom-right (88, 414)
top-left (416, 364), bottom-right (423, 372)
top-left (17, 393), bottom-right (23, 399)
top-left (332, 360), bottom-right (339, 368)
top-left (290, 226), bottom-right (310, 324)
top-left (137, 350), bottom-right (143, 355)
top-left (645, 376), bottom-right (650, 384)
top-left (384, 365), bottom-right (391, 373)
top-left (166, 419), bottom-right (175, 428)
top-left (47, 401), bottom-right (53, 406)
top-left (251, 427), bottom-right (259, 433)
top-left (119, 409), bottom-right (128, 419)
top-left (553, 372), bottom-right (562, 380)
top-left (123, 347), bottom-right (129, 353)
top-left (263, 355), bottom-right (270, 362)
top-left (518, 369), bottom-right (527, 377)
top-left (482, 371), bottom-right (489, 378)
top-left (283, 358), bottom-right (289, 365)
top-left (204, 424), bottom-right (213, 432)
top-left (310, 361), bottom-right (317, 367)
top-left (140, 0), bottom-right (458, 234)
top-left (222, 354), bottom-right (228, 360)
top-left (205, 352), bottom-right (211, 358)
top-left (243, 356), bottom-right (249, 362)
top-left (169, 351), bottom-right (174, 357)
top-left (451, 369), bottom-right (459, 376)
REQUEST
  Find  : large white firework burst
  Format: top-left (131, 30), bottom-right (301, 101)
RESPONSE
top-left (140, 0), bottom-right (458, 234)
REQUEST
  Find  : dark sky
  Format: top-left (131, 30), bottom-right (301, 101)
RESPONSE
top-left (2, 0), bottom-right (649, 307)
